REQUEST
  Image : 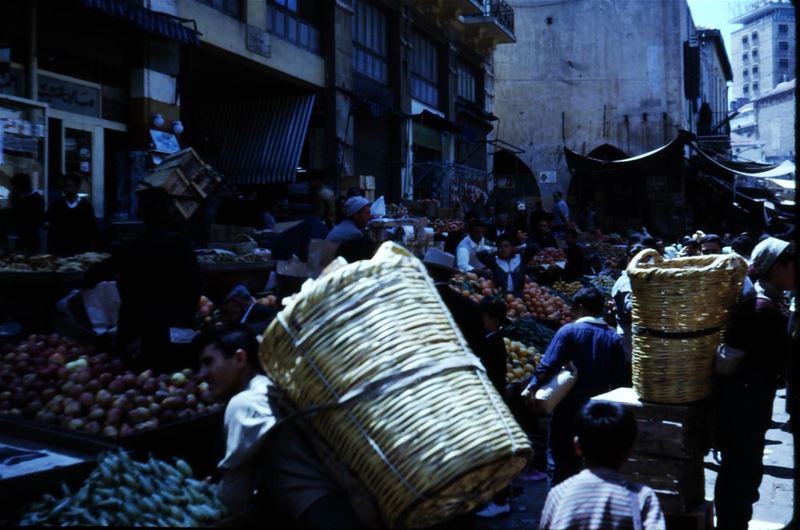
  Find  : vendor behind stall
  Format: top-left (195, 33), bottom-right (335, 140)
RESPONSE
top-left (45, 172), bottom-right (96, 257)
top-left (2, 172), bottom-right (45, 254)
top-left (326, 197), bottom-right (371, 244)
top-left (456, 219), bottom-right (493, 277)
top-left (491, 234), bottom-right (525, 295)
top-left (195, 325), bottom-right (379, 528)
top-left (86, 187), bottom-right (200, 372)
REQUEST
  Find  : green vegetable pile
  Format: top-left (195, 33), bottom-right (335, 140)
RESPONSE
top-left (503, 317), bottom-right (556, 353)
top-left (18, 449), bottom-right (228, 527)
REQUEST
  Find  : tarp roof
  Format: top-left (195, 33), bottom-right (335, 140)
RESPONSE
top-left (691, 142), bottom-right (796, 178)
top-left (564, 136), bottom-right (685, 174)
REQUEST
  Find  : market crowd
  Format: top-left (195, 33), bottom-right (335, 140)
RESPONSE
top-left (0, 171), bottom-right (795, 530)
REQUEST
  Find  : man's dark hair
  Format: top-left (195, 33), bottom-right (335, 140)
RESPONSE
top-left (700, 234), bottom-right (723, 248)
top-left (730, 235), bottom-right (754, 258)
top-left (497, 233), bottom-right (516, 247)
top-left (577, 401), bottom-right (638, 468)
top-left (468, 219), bottom-right (487, 231)
top-left (464, 211), bottom-right (480, 223)
top-left (572, 286), bottom-right (605, 315)
top-left (193, 323), bottom-right (262, 373)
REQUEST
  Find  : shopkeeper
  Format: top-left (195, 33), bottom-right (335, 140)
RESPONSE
top-left (326, 196), bottom-right (372, 244)
top-left (456, 219), bottom-right (493, 276)
top-left (45, 172), bottom-right (96, 257)
top-left (195, 324), bottom-right (379, 528)
top-left (490, 234), bottom-right (525, 295)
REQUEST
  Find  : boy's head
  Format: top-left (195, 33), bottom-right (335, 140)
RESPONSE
top-left (194, 324), bottom-right (262, 401)
top-left (571, 286), bottom-right (605, 317)
top-left (497, 234), bottom-right (517, 260)
top-left (575, 400), bottom-right (638, 469)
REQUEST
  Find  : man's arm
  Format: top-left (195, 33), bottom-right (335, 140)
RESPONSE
top-left (524, 328), bottom-right (570, 394)
top-left (641, 489), bottom-right (666, 530)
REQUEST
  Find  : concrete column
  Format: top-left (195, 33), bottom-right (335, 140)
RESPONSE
top-left (327, 0), bottom-right (355, 191)
top-left (129, 37), bottom-right (181, 149)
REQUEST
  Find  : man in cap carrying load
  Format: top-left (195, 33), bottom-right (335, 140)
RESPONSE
top-left (326, 196), bottom-right (372, 244)
top-left (715, 237), bottom-right (794, 530)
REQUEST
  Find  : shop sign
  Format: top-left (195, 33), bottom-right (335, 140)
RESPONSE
top-left (38, 75), bottom-right (100, 117)
top-left (149, 129), bottom-right (180, 154)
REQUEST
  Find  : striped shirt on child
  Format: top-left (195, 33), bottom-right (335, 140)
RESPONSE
top-left (539, 468), bottom-right (666, 529)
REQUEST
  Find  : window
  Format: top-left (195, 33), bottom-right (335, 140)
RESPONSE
top-left (267, 0), bottom-right (321, 53)
top-left (778, 24), bottom-right (788, 35)
top-left (752, 65), bottom-right (759, 75)
top-left (742, 36), bottom-right (749, 47)
top-left (742, 53), bottom-right (749, 64)
top-left (457, 61), bottom-right (478, 103)
top-left (743, 85), bottom-right (749, 94)
top-left (751, 49), bottom-right (758, 60)
top-left (195, 0), bottom-right (243, 19)
top-left (779, 58), bottom-right (789, 69)
top-left (410, 31), bottom-right (439, 107)
top-left (743, 69), bottom-right (749, 78)
top-left (779, 41), bottom-right (789, 52)
top-left (753, 82), bottom-right (759, 93)
top-left (352, 0), bottom-right (388, 84)
top-left (751, 32), bottom-right (758, 42)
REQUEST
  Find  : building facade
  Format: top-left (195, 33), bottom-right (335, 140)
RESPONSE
top-left (0, 0), bottom-right (515, 225)
top-left (753, 79), bottom-right (795, 164)
top-left (730, 0), bottom-right (795, 102)
top-left (697, 28), bottom-right (733, 138)
top-left (492, 0), bottom-right (698, 213)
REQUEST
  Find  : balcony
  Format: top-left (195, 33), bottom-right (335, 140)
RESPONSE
top-left (415, 0), bottom-right (485, 20)
top-left (461, 0), bottom-right (515, 47)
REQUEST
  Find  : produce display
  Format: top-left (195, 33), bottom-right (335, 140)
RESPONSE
top-left (432, 218), bottom-right (463, 235)
top-left (504, 337), bottom-right (541, 384)
top-left (503, 317), bottom-right (556, 354)
top-left (0, 334), bottom-right (222, 437)
top-left (552, 280), bottom-right (583, 299)
top-left (17, 449), bottom-right (229, 527)
top-left (256, 294), bottom-right (281, 308)
top-left (527, 248), bottom-right (566, 268)
top-left (521, 282), bottom-right (573, 326)
top-left (0, 252), bottom-right (109, 273)
top-left (197, 251), bottom-right (271, 265)
top-left (586, 274), bottom-right (616, 295)
top-left (448, 273), bottom-right (498, 304)
top-left (592, 241), bottom-right (627, 269)
top-left (385, 203), bottom-right (409, 218)
top-left (196, 295), bottom-right (222, 329)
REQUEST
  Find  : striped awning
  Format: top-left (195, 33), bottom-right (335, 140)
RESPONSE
top-left (79, 0), bottom-right (200, 46)
top-left (191, 95), bottom-right (315, 185)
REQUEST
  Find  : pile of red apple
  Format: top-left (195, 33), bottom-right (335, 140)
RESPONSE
top-left (527, 248), bottom-right (567, 268)
top-left (0, 334), bottom-right (222, 437)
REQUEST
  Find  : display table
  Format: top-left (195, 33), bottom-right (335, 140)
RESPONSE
top-left (590, 387), bottom-right (712, 528)
top-left (198, 260), bottom-right (276, 302)
top-left (0, 271), bottom-right (87, 332)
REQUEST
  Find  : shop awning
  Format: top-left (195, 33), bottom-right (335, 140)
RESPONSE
top-left (564, 136), bottom-right (686, 174)
top-left (189, 95), bottom-right (316, 185)
top-left (690, 142), bottom-right (796, 178)
top-left (78, 0), bottom-right (200, 46)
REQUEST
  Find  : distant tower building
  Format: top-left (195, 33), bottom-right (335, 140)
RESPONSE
top-left (730, 0), bottom-right (795, 102)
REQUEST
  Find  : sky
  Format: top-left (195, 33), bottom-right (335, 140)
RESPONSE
top-left (686, 0), bottom-right (752, 56)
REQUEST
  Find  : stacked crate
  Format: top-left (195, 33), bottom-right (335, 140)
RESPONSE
top-left (590, 387), bottom-right (713, 530)
top-left (141, 148), bottom-right (222, 219)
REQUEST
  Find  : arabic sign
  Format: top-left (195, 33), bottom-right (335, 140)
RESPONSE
top-left (38, 74), bottom-right (100, 117)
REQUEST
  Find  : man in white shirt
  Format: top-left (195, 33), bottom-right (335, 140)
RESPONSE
top-left (195, 324), bottom-right (374, 527)
top-left (490, 234), bottom-right (524, 295)
top-left (456, 219), bottom-right (493, 276)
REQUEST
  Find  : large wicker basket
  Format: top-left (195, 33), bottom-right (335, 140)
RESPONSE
top-left (627, 249), bottom-right (747, 404)
top-left (260, 242), bottom-right (531, 528)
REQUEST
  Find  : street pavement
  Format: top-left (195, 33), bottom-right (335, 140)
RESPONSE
top-left (473, 390), bottom-right (794, 529)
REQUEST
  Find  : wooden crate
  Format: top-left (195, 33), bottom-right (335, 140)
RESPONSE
top-left (590, 387), bottom-right (711, 514)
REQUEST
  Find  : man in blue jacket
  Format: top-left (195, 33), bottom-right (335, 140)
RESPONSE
top-left (522, 286), bottom-right (629, 486)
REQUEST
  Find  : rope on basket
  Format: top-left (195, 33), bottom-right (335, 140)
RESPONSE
top-left (411, 259), bottom-right (522, 454)
top-left (631, 325), bottom-right (722, 339)
top-left (275, 311), bottom-right (430, 502)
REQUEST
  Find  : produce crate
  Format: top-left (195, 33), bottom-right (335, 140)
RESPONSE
top-left (0, 417), bottom-right (117, 510)
top-left (590, 387), bottom-right (711, 514)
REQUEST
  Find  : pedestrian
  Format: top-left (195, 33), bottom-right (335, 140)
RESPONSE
top-left (326, 196), bottom-right (371, 244)
top-left (563, 229), bottom-right (586, 282)
top-left (522, 286), bottom-right (629, 486)
top-left (309, 171), bottom-right (337, 229)
top-left (611, 244), bottom-right (645, 361)
top-left (5, 172), bottom-right (45, 254)
top-left (700, 233), bottom-right (724, 255)
top-left (523, 218), bottom-right (558, 263)
top-left (539, 400), bottom-right (666, 529)
top-left (551, 191), bottom-right (569, 236)
top-left (195, 324), bottom-right (379, 527)
top-left (714, 237), bottom-right (795, 530)
top-left (487, 212), bottom-right (510, 244)
top-left (45, 172), bottom-right (96, 256)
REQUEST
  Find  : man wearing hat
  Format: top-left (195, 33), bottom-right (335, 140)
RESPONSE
top-left (326, 196), bottom-right (372, 244)
top-left (715, 237), bottom-right (794, 530)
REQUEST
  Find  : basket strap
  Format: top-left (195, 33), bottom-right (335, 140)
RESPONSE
top-left (632, 325), bottom-right (722, 339)
top-left (275, 311), bottom-right (430, 502)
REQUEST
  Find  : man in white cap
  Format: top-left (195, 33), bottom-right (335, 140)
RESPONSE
top-left (715, 237), bottom-right (794, 530)
top-left (326, 196), bottom-right (372, 244)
